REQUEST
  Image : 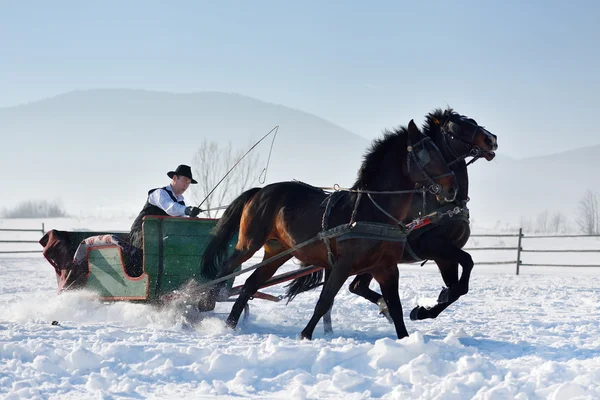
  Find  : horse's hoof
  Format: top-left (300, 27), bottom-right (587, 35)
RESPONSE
top-left (410, 306), bottom-right (429, 321)
top-left (380, 311), bottom-right (393, 324)
top-left (410, 307), bottom-right (419, 320)
top-left (225, 318), bottom-right (238, 329)
top-left (197, 296), bottom-right (216, 312)
top-left (300, 332), bottom-right (312, 340)
top-left (377, 298), bottom-right (393, 324)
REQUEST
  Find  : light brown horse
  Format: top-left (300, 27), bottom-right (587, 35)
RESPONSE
top-left (199, 120), bottom-right (457, 339)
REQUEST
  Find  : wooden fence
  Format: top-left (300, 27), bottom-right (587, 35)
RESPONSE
top-left (0, 224), bottom-right (45, 254)
top-left (467, 229), bottom-right (600, 275)
top-left (1, 225), bottom-right (599, 274)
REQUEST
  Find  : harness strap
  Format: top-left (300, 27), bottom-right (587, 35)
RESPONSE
top-left (366, 193), bottom-right (402, 226)
top-left (466, 155), bottom-right (481, 167)
top-left (441, 117), bottom-right (489, 167)
top-left (403, 242), bottom-right (421, 262)
top-left (321, 194), bottom-right (337, 267)
top-left (349, 192), bottom-right (363, 225)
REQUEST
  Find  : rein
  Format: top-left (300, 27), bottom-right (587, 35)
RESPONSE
top-left (318, 134), bottom-right (456, 230)
top-left (316, 184), bottom-right (436, 195)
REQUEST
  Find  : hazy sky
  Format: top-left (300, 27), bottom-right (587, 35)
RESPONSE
top-left (2, 0), bottom-right (599, 159)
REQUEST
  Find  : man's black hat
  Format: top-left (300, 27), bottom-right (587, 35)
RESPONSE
top-left (167, 165), bottom-right (198, 184)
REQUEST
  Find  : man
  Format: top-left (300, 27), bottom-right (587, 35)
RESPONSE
top-left (129, 164), bottom-right (202, 251)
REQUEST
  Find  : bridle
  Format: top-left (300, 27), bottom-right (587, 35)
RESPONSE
top-left (441, 116), bottom-right (491, 167)
top-left (407, 135), bottom-right (455, 196)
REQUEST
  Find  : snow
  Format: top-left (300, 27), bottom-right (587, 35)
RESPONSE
top-left (1, 218), bottom-right (600, 399)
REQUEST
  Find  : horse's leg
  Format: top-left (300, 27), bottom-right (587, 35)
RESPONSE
top-left (198, 241), bottom-right (266, 312)
top-left (322, 268), bottom-right (333, 335)
top-left (410, 241), bottom-right (473, 320)
top-left (211, 231), bottom-right (271, 295)
top-left (349, 273), bottom-right (392, 322)
top-left (301, 258), bottom-right (353, 340)
top-left (323, 272), bottom-right (393, 329)
top-left (348, 273), bottom-right (380, 304)
top-left (226, 245), bottom-right (292, 329)
top-left (371, 265), bottom-right (409, 339)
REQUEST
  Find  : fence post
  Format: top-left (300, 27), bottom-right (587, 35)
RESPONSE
top-left (41, 223), bottom-right (45, 235)
top-left (516, 228), bottom-right (523, 275)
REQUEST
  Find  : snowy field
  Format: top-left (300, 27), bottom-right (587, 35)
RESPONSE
top-left (1, 218), bottom-right (600, 399)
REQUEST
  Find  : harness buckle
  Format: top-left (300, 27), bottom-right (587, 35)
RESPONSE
top-left (428, 183), bottom-right (441, 194)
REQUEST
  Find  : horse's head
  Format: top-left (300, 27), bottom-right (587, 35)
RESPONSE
top-left (406, 120), bottom-right (458, 203)
top-left (432, 109), bottom-right (498, 162)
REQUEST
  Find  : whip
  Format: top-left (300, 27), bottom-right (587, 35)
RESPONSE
top-left (198, 126), bottom-right (279, 209)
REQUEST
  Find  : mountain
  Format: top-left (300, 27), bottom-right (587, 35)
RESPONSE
top-left (1, 89), bottom-right (594, 229)
top-left (468, 146), bottom-right (599, 229)
top-left (1, 89), bottom-right (369, 216)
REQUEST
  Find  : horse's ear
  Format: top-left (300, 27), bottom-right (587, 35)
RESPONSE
top-left (408, 119), bottom-right (421, 136)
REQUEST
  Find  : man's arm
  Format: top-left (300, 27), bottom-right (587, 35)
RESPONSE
top-left (148, 189), bottom-right (188, 217)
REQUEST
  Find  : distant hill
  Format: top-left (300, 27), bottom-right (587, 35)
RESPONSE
top-left (1, 89), bottom-right (595, 229)
top-left (1, 89), bottom-right (369, 217)
top-left (468, 146), bottom-right (599, 230)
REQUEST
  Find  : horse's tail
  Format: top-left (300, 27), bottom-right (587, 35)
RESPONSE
top-left (200, 187), bottom-right (261, 280)
top-left (284, 263), bottom-right (324, 303)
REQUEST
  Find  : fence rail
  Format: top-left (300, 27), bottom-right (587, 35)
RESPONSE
top-left (0, 223), bottom-right (45, 254)
top-left (468, 228), bottom-right (600, 274)
top-left (1, 225), bottom-right (599, 272)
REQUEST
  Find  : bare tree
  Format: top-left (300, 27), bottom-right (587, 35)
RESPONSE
top-left (549, 212), bottom-right (567, 234)
top-left (535, 210), bottom-right (549, 233)
top-left (189, 140), bottom-right (261, 218)
top-left (519, 216), bottom-right (533, 232)
top-left (1, 200), bottom-right (68, 218)
top-left (519, 216), bottom-right (532, 233)
top-left (577, 190), bottom-right (600, 234)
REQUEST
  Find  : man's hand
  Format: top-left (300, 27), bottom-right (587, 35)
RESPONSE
top-left (185, 206), bottom-right (202, 217)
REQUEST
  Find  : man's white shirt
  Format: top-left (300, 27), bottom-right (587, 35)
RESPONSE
top-left (148, 185), bottom-right (188, 217)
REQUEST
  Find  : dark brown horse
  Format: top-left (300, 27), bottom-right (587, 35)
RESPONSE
top-left (199, 120), bottom-right (457, 339)
top-left (285, 108), bottom-right (498, 333)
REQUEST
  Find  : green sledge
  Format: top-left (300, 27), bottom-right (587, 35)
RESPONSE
top-left (53, 216), bottom-right (237, 302)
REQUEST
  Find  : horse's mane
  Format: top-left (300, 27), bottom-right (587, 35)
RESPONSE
top-left (352, 107), bottom-right (462, 190)
top-left (352, 126), bottom-right (409, 190)
top-left (422, 107), bottom-right (456, 142)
